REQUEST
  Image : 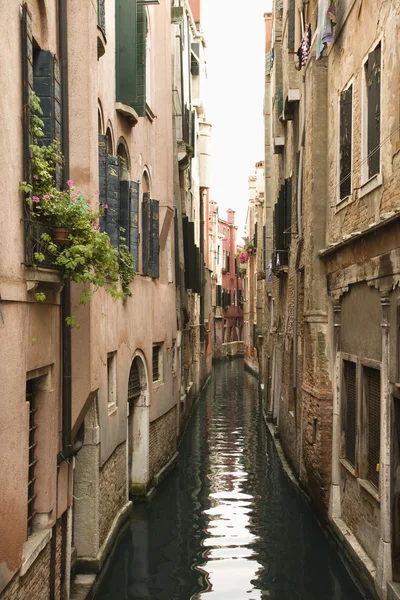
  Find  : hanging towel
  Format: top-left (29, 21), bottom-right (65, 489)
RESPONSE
top-left (316, 0), bottom-right (335, 60)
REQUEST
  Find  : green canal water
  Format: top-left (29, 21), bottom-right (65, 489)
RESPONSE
top-left (93, 360), bottom-right (367, 600)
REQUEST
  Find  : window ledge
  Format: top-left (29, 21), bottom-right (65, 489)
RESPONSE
top-left (358, 478), bottom-right (380, 503)
top-left (340, 457), bottom-right (357, 478)
top-left (21, 529), bottom-right (52, 576)
top-left (25, 267), bottom-right (63, 294)
top-left (116, 103), bottom-right (139, 128)
top-left (335, 194), bottom-right (354, 214)
top-left (358, 173), bottom-right (382, 200)
top-left (145, 103), bottom-right (156, 122)
top-left (153, 380), bottom-right (163, 389)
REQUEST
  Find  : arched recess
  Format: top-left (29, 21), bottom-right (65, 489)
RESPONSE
top-left (127, 351), bottom-right (150, 492)
top-left (32, 0), bottom-right (49, 49)
top-left (105, 122), bottom-right (114, 155)
top-left (141, 167), bottom-right (151, 193)
top-left (117, 138), bottom-right (130, 180)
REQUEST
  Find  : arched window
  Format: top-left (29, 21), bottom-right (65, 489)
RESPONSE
top-left (140, 169), bottom-right (159, 278)
top-left (117, 141), bottom-right (131, 247)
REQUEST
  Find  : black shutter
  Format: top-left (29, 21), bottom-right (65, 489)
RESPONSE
top-left (187, 221), bottom-right (195, 291)
top-left (194, 246), bottom-right (201, 294)
top-left (226, 252), bottom-right (230, 273)
top-left (33, 50), bottom-right (54, 145)
top-left (340, 86), bottom-right (352, 200)
top-left (98, 135), bottom-right (108, 232)
top-left (254, 222), bottom-right (258, 249)
top-left (182, 217), bottom-right (190, 289)
top-left (119, 179), bottom-right (130, 246)
top-left (106, 155), bottom-right (120, 249)
top-left (367, 44), bottom-right (381, 178)
top-left (150, 200), bottom-right (159, 279)
top-left (129, 182), bottom-right (139, 269)
top-left (263, 225), bottom-right (266, 271)
top-left (22, 5), bottom-right (33, 182)
top-left (174, 211), bottom-right (180, 287)
top-left (366, 367), bottom-right (381, 488)
top-left (142, 192), bottom-right (151, 276)
top-left (343, 360), bottom-right (357, 467)
top-left (284, 178), bottom-right (292, 248)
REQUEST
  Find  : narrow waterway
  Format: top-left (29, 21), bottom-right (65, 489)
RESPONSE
top-left (94, 361), bottom-right (365, 600)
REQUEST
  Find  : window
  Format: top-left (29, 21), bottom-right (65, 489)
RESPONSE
top-left (362, 43), bottom-right (381, 181)
top-left (364, 366), bottom-right (381, 488)
top-left (107, 352), bottom-right (117, 408)
top-left (172, 341), bottom-right (176, 375)
top-left (339, 84), bottom-right (353, 200)
top-left (26, 380), bottom-right (37, 537)
top-left (152, 344), bottom-right (162, 382)
top-left (142, 194), bottom-right (160, 278)
top-left (226, 252), bottom-right (230, 273)
top-left (217, 246), bottom-right (220, 265)
top-left (343, 360), bottom-right (357, 467)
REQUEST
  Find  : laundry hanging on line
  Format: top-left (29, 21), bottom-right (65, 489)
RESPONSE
top-left (316, 0), bottom-right (336, 60)
top-left (296, 23), bottom-right (312, 70)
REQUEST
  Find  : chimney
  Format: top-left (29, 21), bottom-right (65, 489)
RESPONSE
top-left (227, 208), bottom-right (235, 226)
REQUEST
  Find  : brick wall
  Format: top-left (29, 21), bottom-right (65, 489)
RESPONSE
top-left (98, 442), bottom-right (127, 548)
top-left (149, 406), bottom-right (177, 480)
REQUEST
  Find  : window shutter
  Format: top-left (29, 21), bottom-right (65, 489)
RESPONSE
top-left (254, 222), bottom-right (258, 249)
top-left (22, 5), bottom-right (33, 182)
top-left (284, 178), bottom-right (292, 248)
top-left (116, 0), bottom-right (138, 107)
top-left (366, 367), bottom-right (381, 488)
top-left (182, 216), bottom-right (189, 289)
top-left (263, 225), bottom-right (266, 271)
top-left (187, 221), bottom-right (195, 291)
top-left (226, 252), bottom-right (230, 273)
top-left (216, 285), bottom-right (222, 307)
top-left (98, 135), bottom-right (108, 232)
top-left (340, 86), bottom-right (352, 200)
top-left (119, 179), bottom-right (130, 246)
top-left (106, 155), bottom-right (120, 249)
top-left (133, 4), bottom-right (147, 116)
top-left (142, 192), bottom-right (151, 276)
top-left (288, 0), bottom-right (295, 49)
top-left (367, 45), bottom-right (381, 178)
top-left (33, 50), bottom-right (54, 145)
top-left (150, 199), bottom-right (159, 279)
top-left (343, 360), bottom-right (356, 467)
top-left (129, 182), bottom-right (139, 269)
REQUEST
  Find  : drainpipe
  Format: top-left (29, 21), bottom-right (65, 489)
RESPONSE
top-left (57, 0), bottom-right (72, 464)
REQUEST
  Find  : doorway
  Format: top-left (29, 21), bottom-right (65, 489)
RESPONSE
top-left (127, 352), bottom-right (150, 493)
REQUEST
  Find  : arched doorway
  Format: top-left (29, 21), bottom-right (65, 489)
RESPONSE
top-left (127, 352), bottom-right (150, 494)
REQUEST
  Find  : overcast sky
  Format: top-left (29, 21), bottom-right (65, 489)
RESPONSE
top-left (201, 0), bottom-right (269, 238)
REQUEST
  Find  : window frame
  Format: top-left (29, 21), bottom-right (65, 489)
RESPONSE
top-left (107, 351), bottom-right (117, 412)
top-left (341, 354), bottom-right (358, 470)
top-left (361, 39), bottom-right (382, 187)
top-left (361, 360), bottom-right (381, 490)
top-left (337, 79), bottom-right (354, 205)
top-left (152, 343), bottom-right (163, 384)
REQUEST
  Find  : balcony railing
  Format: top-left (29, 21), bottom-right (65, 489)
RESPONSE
top-left (24, 219), bottom-right (58, 270)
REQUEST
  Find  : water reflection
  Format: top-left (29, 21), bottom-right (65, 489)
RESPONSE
top-left (94, 361), bottom-right (366, 600)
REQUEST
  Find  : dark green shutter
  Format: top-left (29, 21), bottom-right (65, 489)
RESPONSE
top-left (116, 0), bottom-right (138, 107)
top-left (22, 5), bottom-right (33, 183)
top-left (129, 182), bottom-right (139, 269)
top-left (284, 178), bottom-right (292, 248)
top-left (33, 50), bottom-right (54, 145)
top-left (216, 285), bottom-right (222, 307)
top-left (119, 179), bottom-right (130, 247)
top-left (182, 217), bottom-right (189, 289)
top-left (150, 200), bottom-right (159, 279)
top-left (106, 155), bottom-right (120, 248)
top-left (340, 86), bottom-right (352, 200)
top-left (288, 0), bottom-right (295, 49)
top-left (367, 45), bottom-right (381, 178)
top-left (187, 222), bottom-right (196, 291)
top-left (254, 222), bottom-right (258, 248)
top-left (142, 192), bottom-right (151, 276)
top-left (98, 135), bottom-right (107, 232)
top-left (133, 4), bottom-right (147, 116)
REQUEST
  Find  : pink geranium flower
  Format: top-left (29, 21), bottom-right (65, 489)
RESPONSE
top-left (238, 251), bottom-right (249, 264)
top-left (103, 204), bottom-right (108, 209)
top-left (66, 179), bottom-right (74, 188)
top-left (32, 196), bottom-right (40, 203)
top-left (43, 194), bottom-right (50, 200)
top-left (33, 175), bottom-right (39, 180)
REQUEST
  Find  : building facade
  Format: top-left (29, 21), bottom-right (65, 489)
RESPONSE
top-left (259, 0), bottom-right (400, 598)
top-left (0, 0), bottom-right (211, 598)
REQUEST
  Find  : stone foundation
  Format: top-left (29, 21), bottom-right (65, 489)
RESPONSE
top-left (99, 442), bottom-right (127, 548)
top-left (149, 406), bottom-right (177, 481)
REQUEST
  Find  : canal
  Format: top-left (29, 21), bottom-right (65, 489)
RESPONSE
top-left (94, 360), bottom-right (365, 600)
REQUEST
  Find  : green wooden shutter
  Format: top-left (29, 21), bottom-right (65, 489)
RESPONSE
top-left (106, 156), bottom-right (120, 248)
top-left (116, 0), bottom-right (138, 107)
top-left (340, 86), bottom-right (352, 200)
top-left (98, 135), bottom-right (108, 232)
top-left (150, 200), bottom-right (159, 279)
top-left (216, 285), bottom-right (222, 307)
top-left (284, 178), bottom-right (292, 248)
top-left (288, 0), bottom-right (295, 49)
top-left (254, 222), bottom-right (258, 249)
top-left (22, 5), bottom-right (33, 182)
top-left (367, 45), bottom-right (381, 178)
top-left (142, 192), bottom-right (151, 276)
top-left (129, 182), bottom-right (139, 269)
top-left (187, 222), bottom-right (195, 291)
top-left (133, 4), bottom-right (147, 116)
top-left (119, 179), bottom-right (130, 247)
top-left (33, 50), bottom-right (54, 145)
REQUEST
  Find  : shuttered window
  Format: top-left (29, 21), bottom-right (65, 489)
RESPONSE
top-left (287, 0), bottom-right (295, 50)
top-left (365, 367), bottom-right (381, 488)
top-left (216, 285), bottom-right (222, 307)
top-left (129, 182), bottom-right (139, 270)
top-left (142, 195), bottom-right (160, 278)
top-left (365, 44), bottom-right (381, 179)
top-left (119, 178), bottom-right (130, 246)
top-left (343, 360), bottom-right (357, 467)
top-left (340, 85), bottom-right (353, 200)
top-left (152, 344), bottom-right (162, 382)
top-left (254, 222), bottom-right (258, 249)
top-left (106, 155), bottom-right (120, 249)
top-left (226, 252), bottom-right (230, 273)
top-left (128, 360), bottom-right (141, 399)
top-left (22, 5), bottom-right (33, 182)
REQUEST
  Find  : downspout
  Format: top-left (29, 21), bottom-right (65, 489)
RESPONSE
top-left (58, 0), bottom-right (72, 464)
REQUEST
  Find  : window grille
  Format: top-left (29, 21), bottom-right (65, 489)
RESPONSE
top-left (365, 366), bottom-right (381, 488)
top-left (27, 380), bottom-right (37, 536)
top-left (343, 360), bottom-right (356, 467)
top-left (128, 360), bottom-right (141, 399)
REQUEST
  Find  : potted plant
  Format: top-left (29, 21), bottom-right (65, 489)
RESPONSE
top-left (19, 93), bottom-right (135, 314)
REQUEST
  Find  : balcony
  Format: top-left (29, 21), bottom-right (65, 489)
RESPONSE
top-left (24, 219), bottom-right (62, 293)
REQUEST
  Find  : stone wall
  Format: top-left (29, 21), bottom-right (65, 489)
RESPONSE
top-left (149, 406), bottom-right (177, 481)
top-left (98, 442), bottom-right (127, 548)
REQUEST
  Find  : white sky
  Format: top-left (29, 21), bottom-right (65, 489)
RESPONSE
top-left (201, 0), bottom-right (270, 238)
